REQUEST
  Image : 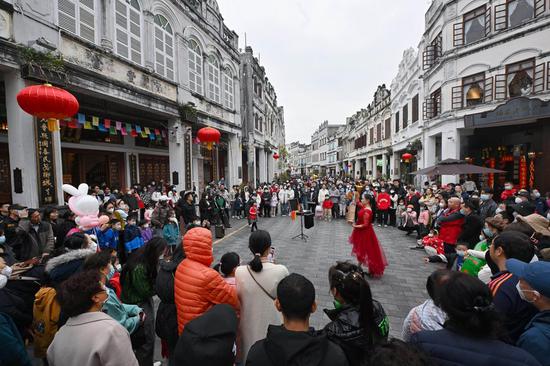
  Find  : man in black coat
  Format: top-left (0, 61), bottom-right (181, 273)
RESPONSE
top-left (246, 274), bottom-right (349, 366)
top-left (177, 192), bottom-right (198, 226)
top-left (479, 188), bottom-right (498, 220)
top-left (457, 198), bottom-right (484, 249)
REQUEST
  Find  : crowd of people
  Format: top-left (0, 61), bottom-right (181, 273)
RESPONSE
top-left (0, 175), bottom-right (549, 366)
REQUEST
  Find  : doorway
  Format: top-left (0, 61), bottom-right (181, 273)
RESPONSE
top-left (62, 148), bottom-right (126, 190)
top-left (0, 143), bottom-right (11, 203)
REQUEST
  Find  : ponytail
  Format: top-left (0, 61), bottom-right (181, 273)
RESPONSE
top-left (358, 275), bottom-right (377, 340)
top-left (249, 254), bottom-right (263, 272)
top-left (248, 230), bottom-right (271, 273)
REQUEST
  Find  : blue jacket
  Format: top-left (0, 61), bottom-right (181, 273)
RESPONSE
top-left (411, 328), bottom-right (541, 366)
top-left (97, 228), bottom-right (119, 250)
top-left (163, 222), bottom-right (180, 246)
top-left (518, 311), bottom-right (550, 366)
top-left (103, 288), bottom-right (142, 335)
top-left (0, 312), bottom-right (32, 366)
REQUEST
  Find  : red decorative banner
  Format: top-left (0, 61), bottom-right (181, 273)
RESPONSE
top-left (488, 158), bottom-right (496, 189)
top-left (529, 158), bottom-right (535, 189)
top-left (519, 155), bottom-right (527, 189)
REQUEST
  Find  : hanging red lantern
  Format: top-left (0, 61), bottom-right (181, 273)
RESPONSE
top-left (197, 126), bottom-right (221, 150)
top-left (402, 152), bottom-right (413, 163)
top-left (16, 83), bottom-right (79, 132)
top-left (273, 153), bottom-right (280, 160)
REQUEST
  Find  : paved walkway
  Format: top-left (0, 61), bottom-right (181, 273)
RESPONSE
top-left (213, 215), bottom-right (439, 338)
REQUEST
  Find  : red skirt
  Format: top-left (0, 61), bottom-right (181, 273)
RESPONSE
top-left (349, 225), bottom-right (388, 277)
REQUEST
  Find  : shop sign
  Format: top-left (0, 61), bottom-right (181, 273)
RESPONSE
top-left (35, 119), bottom-right (56, 205)
top-left (465, 97), bottom-right (550, 128)
top-left (185, 132), bottom-right (192, 190)
top-left (129, 154), bottom-right (138, 185)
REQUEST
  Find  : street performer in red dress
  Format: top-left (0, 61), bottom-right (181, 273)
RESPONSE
top-left (349, 195), bottom-right (388, 277)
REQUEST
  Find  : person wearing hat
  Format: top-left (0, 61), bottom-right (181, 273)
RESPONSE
top-left (3, 204), bottom-right (26, 246)
top-left (479, 188), bottom-right (498, 221)
top-left (151, 195), bottom-right (175, 228)
top-left (456, 198), bottom-right (484, 249)
top-left (510, 190), bottom-right (537, 217)
top-left (507, 259), bottom-right (550, 366)
top-left (516, 213), bottom-right (550, 256)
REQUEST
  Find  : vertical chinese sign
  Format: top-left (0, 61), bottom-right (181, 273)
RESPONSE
top-left (184, 132), bottom-right (192, 190)
top-left (129, 154), bottom-right (138, 185)
top-left (36, 119), bottom-right (56, 205)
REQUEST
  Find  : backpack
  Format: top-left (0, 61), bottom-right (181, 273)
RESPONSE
top-left (32, 287), bottom-right (61, 358)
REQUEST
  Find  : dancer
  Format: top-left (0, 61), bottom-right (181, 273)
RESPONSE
top-left (349, 196), bottom-right (388, 277)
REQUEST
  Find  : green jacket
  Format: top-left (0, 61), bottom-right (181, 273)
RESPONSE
top-left (104, 288), bottom-right (142, 334)
top-left (121, 264), bottom-right (154, 305)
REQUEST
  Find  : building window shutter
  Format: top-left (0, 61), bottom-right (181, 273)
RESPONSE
top-left (495, 74), bottom-right (507, 100)
top-left (403, 105), bottom-right (408, 128)
top-left (223, 68), bottom-right (234, 110)
top-left (533, 63), bottom-right (545, 94)
top-left (395, 112), bottom-right (400, 132)
top-left (384, 118), bottom-right (391, 140)
top-left (188, 40), bottom-right (203, 94)
top-left (494, 4), bottom-right (507, 31)
top-left (453, 22), bottom-right (464, 47)
top-left (79, 0), bottom-right (95, 43)
top-left (154, 15), bottom-right (174, 80)
top-left (452, 86), bottom-right (463, 109)
top-left (412, 94), bottom-right (419, 122)
top-left (485, 6), bottom-right (492, 36)
top-left (423, 45), bottom-right (434, 70)
top-left (484, 76), bottom-right (494, 102)
top-left (423, 99), bottom-right (434, 120)
top-left (376, 124), bottom-right (381, 142)
top-left (547, 62), bottom-right (550, 91)
top-left (115, 0), bottom-right (141, 64)
top-left (58, 0), bottom-right (77, 34)
top-left (535, 0), bottom-right (546, 17)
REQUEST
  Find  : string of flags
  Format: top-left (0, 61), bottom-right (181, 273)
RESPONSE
top-left (58, 113), bottom-right (168, 141)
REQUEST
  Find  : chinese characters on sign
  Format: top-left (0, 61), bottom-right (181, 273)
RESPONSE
top-left (185, 133), bottom-right (192, 190)
top-left (36, 119), bottom-right (56, 205)
top-left (129, 154), bottom-right (138, 185)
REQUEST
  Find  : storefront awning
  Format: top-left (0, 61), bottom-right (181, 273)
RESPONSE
top-left (464, 97), bottom-right (550, 129)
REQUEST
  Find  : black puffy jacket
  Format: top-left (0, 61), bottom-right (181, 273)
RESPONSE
top-left (323, 301), bottom-right (389, 366)
top-left (155, 249), bottom-right (185, 349)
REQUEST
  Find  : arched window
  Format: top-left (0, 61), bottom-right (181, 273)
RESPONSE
top-left (154, 14), bottom-right (174, 80)
top-left (207, 55), bottom-right (221, 103)
top-left (188, 40), bottom-right (203, 94)
top-left (222, 67), bottom-right (234, 109)
top-left (58, 0), bottom-right (96, 43)
top-left (115, 0), bottom-right (142, 64)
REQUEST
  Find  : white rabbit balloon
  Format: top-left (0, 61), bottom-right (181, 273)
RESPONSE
top-left (62, 183), bottom-right (109, 230)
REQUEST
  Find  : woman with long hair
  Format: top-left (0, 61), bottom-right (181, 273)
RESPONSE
top-left (121, 237), bottom-right (167, 366)
top-left (349, 195), bottom-right (388, 277)
top-left (411, 272), bottom-right (540, 366)
top-left (235, 230), bottom-right (289, 361)
top-left (323, 261), bottom-right (389, 366)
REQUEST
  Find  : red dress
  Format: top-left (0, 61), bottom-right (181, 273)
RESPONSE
top-left (349, 205), bottom-right (388, 277)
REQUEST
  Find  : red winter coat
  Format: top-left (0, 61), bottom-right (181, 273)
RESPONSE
top-left (322, 200), bottom-right (333, 209)
top-left (438, 209), bottom-right (465, 245)
top-left (174, 227), bottom-right (239, 334)
top-left (376, 192), bottom-right (391, 210)
top-left (500, 188), bottom-right (517, 202)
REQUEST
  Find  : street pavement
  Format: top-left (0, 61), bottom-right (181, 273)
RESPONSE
top-left (212, 214), bottom-right (440, 338)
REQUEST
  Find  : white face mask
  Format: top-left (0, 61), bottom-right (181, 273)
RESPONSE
top-left (515, 197), bottom-right (523, 204)
top-left (407, 208), bottom-right (412, 212)
top-left (456, 250), bottom-right (466, 257)
top-left (428, 233), bottom-right (434, 238)
top-left (516, 283), bottom-right (537, 303)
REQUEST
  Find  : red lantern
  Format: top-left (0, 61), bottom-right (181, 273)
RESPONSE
top-left (197, 127), bottom-right (221, 150)
top-left (402, 152), bottom-right (413, 163)
top-left (16, 83), bottom-right (79, 132)
top-left (273, 153), bottom-right (280, 160)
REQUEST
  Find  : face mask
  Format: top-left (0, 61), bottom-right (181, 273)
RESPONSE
top-left (516, 283), bottom-right (537, 303)
top-left (439, 203), bottom-right (445, 208)
top-left (390, 190), bottom-right (395, 194)
top-left (106, 264), bottom-right (115, 281)
top-left (107, 208), bottom-right (114, 214)
top-left (505, 185), bottom-right (513, 190)
top-left (515, 197), bottom-right (523, 204)
top-left (381, 189), bottom-right (386, 193)
top-left (432, 186), bottom-right (438, 190)
top-left (333, 299), bottom-right (343, 310)
top-left (115, 263), bottom-right (122, 272)
top-left (479, 234), bottom-right (485, 241)
top-left (0, 235), bottom-right (5, 244)
top-left (480, 194), bottom-right (490, 201)
top-left (428, 233), bottom-right (434, 238)
top-left (406, 208), bottom-right (412, 213)
top-left (533, 192), bottom-right (540, 198)
top-left (460, 209), bottom-right (467, 215)
top-left (456, 250), bottom-right (466, 257)
top-left (483, 227), bottom-right (494, 238)
top-left (495, 207), bottom-right (503, 214)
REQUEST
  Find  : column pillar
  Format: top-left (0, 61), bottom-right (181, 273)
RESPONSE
top-left (100, 0), bottom-right (114, 49)
top-left (258, 149), bottom-right (267, 183)
top-left (168, 119), bottom-right (186, 192)
top-left (227, 133), bottom-right (241, 187)
top-left (142, 10), bottom-right (155, 72)
top-left (382, 153), bottom-right (388, 178)
top-left (5, 72), bottom-right (39, 207)
top-left (176, 34), bottom-right (189, 90)
top-left (441, 129), bottom-right (460, 185)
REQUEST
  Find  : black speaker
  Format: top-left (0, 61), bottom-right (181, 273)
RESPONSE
top-left (304, 212), bottom-right (315, 229)
top-left (289, 199), bottom-right (298, 211)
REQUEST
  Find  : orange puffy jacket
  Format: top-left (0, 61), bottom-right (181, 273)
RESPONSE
top-left (174, 227), bottom-right (239, 334)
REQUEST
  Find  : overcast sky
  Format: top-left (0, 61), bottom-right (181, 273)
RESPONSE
top-left (217, 0), bottom-right (431, 144)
